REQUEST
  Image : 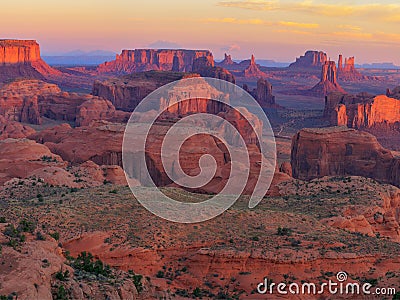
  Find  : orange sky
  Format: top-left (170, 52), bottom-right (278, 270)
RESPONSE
top-left (2, 0), bottom-right (400, 64)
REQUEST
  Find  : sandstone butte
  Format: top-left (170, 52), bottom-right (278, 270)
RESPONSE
top-left (324, 89), bottom-right (400, 129)
top-left (289, 50), bottom-right (328, 69)
top-left (291, 126), bottom-right (400, 187)
top-left (337, 54), bottom-right (366, 81)
top-left (0, 39), bottom-right (60, 81)
top-left (309, 60), bottom-right (346, 96)
top-left (97, 49), bottom-right (215, 74)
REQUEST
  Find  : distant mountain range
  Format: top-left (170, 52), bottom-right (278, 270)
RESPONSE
top-left (355, 62), bottom-right (400, 69)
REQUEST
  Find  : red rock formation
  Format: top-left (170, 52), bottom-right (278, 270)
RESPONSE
top-left (255, 78), bottom-right (276, 107)
top-left (30, 122), bottom-right (124, 165)
top-left (97, 49), bottom-right (214, 74)
top-left (0, 80), bottom-right (60, 124)
top-left (0, 138), bottom-right (65, 185)
top-left (216, 53), bottom-right (237, 68)
top-left (192, 57), bottom-right (235, 84)
top-left (291, 127), bottom-right (400, 187)
top-left (337, 55), bottom-right (365, 81)
top-left (386, 86), bottom-right (400, 100)
top-left (0, 40), bottom-right (60, 81)
top-left (0, 115), bottom-right (35, 140)
top-left (309, 61), bottom-right (346, 96)
top-left (324, 92), bottom-right (400, 129)
top-left (289, 50), bottom-right (328, 69)
top-left (0, 79), bottom-right (126, 126)
top-left (243, 55), bottom-right (267, 78)
top-left (76, 98), bottom-right (130, 126)
top-left (92, 71), bottom-right (200, 111)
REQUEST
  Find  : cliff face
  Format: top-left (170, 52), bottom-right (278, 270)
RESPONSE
top-left (97, 49), bottom-right (214, 74)
top-left (0, 40), bottom-right (60, 81)
top-left (0, 40), bottom-right (41, 64)
top-left (337, 55), bottom-right (365, 81)
top-left (289, 50), bottom-right (328, 69)
top-left (324, 92), bottom-right (400, 129)
top-left (291, 127), bottom-right (400, 187)
top-left (309, 61), bottom-right (346, 96)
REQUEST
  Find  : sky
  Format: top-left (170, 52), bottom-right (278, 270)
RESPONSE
top-left (2, 0), bottom-right (400, 64)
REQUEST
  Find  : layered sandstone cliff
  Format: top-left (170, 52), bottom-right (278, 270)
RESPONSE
top-left (324, 92), bottom-right (400, 129)
top-left (97, 49), bottom-right (214, 74)
top-left (289, 50), bottom-right (328, 69)
top-left (291, 126), bottom-right (400, 187)
top-left (309, 61), bottom-right (346, 96)
top-left (0, 39), bottom-right (60, 81)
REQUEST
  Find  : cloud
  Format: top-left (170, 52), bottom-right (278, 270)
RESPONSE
top-left (202, 18), bottom-right (319, 29)
top-left (221, 44), bottom-right (241, 52)
top-left (273, 29), bottom-right (313, 35)
top-left (217, 0), bottom-right (278, 11)
top-left (279, 21), bottom-right (319, 29)
top-left (202, 18), bottom-right (269, 25)
top-left (331, 31), bottom-right (373, 39)
top-left (217, 0), bottom-right (400, 18)
top-left (148, 40), bottom-right (181, 49)
top-left (337, 24), bottom-right (362, 31)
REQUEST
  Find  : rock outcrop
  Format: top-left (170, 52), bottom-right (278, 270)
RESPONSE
top-left (289, 50), bottom-right (328, 69)
top-left (0, 115), bottom-right (35, 140)
top-left (0, 39), bottom-right (60, 81)
top-left (0, 138), bottom-right (65, 185)
top-left (255, 78), bottom-right (276, 107)
top-left (386, 86), bottom-right (400, 100)
top-left (0, 79), bottom-right (126, 126)
top-left (243, 55), bottom-right (267, 78)
top-left (324, 92), bottom-right (400, 129)
top-left (92, 71), bottom-right (199, 111)
top-left (0, 80), bottom-right (60, 124)
top-left (291, 127), bottom-right (400, 187)
top-left (309, 61), bottom-right (346, 96)
top-left (337, 55), bottom-right (365, 81)
top-left (97, 49), bottom-right (214, 74)
top-left (30, 122), bottom-right (124, 166)
top-left (216, 53), bottom-right (237, 68)
top-left (243, 78), bottom-right (278, 108)
top-left (192, 57), bottom-right (236, 84)
top-left (76, 98), bottom-right (130, 127)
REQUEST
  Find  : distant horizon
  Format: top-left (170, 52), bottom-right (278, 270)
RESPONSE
top-left (38, 46), bottom-right (398, 66)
